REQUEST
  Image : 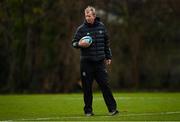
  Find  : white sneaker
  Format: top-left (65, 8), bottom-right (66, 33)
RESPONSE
top-left (109, 110), bottom-right (119, 116)
top-left (85, 113), bottom-right (94, 117)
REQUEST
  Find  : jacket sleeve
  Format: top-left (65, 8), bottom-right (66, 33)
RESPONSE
top-left (72, 27), bottom-right (82, 49)
top-left (104, 28), bottom-right (112, 59)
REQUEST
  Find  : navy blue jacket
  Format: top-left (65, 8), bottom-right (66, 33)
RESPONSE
top-left (72, 17), bottom-right (112, 61)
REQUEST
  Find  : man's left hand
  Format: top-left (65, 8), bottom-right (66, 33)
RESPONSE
top-left (105, 59), bottom-right (111, 65)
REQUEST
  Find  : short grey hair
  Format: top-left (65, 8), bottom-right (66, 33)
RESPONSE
top-left (84, 6), bottom-right (96, 16)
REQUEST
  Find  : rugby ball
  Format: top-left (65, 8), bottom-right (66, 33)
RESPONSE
top-left (80, 36), bottom-right (93, 45)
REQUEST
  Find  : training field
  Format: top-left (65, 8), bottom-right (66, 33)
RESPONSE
top-left (0, 93), bottom-right (180, 121)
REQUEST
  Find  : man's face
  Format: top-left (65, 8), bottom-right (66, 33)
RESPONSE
top-left (85, 11), bottom-right (95, 24)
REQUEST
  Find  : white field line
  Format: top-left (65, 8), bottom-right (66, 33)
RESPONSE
top-left (62, 96), bottom-right (175, 101)
top-left (5, 111), bottom-right (180, 121)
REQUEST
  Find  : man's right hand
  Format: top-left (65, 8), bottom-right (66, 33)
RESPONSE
top-left (78, 41), bottom-right (90, 48)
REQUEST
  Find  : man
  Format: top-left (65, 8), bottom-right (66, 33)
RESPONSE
top-left (72, 6), bottom-right (118, 116)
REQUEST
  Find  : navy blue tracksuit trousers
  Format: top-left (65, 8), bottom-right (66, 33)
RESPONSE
top-left (80, 59), bottom-right (117, 114)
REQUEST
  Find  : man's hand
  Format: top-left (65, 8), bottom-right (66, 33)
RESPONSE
top-left (78, 41), bottom-right (90, 48)
top-left (105, 59), bottom-right (111, 65)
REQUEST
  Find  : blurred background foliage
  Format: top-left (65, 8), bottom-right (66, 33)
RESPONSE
top-left (0, 0), bottom-right (180, 93)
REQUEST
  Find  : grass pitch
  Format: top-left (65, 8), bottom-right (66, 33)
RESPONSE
top-left (0, 92), bottom-right (180, 121)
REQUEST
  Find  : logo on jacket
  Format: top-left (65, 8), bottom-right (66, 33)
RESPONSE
top-left (82, 72), bottom-right (86, 76)
top-left (99, 30), bottom-right (103, 34)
